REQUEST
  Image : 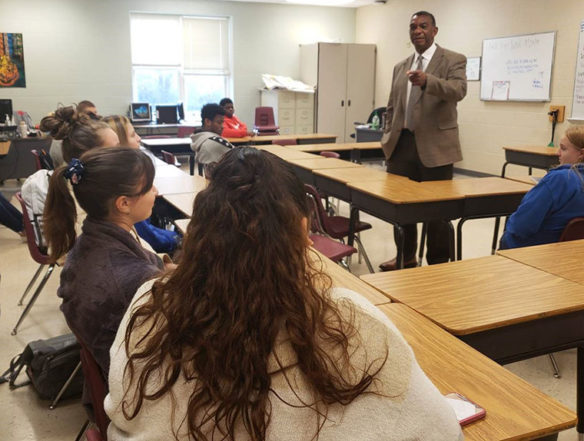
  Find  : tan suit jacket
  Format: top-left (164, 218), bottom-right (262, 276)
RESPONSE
top-left (381, 45), bottom-right (467, 168)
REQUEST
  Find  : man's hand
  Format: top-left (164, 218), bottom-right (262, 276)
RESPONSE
top-left (407, 69), bottom-right (427, 87)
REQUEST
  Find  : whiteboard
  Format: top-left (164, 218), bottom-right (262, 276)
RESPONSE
top-left (480, 31), bottom-right (556, 101)
top-left (570, 21), bottom-right (584, 120)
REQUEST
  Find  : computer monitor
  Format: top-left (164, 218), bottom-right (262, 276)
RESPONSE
top-left (156, 104), bottom-right (178, 124)
top-left (130, 102), bottom-right (151, 123)
top-left (177, 102), bottom-right (185, 121)
top-left (0, 99), bottom-right (13, 123)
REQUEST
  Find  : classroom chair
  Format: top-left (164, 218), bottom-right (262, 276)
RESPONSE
top-left (176, 126), bottom-right (196, 138)
top-left (161, 150), bottom-right (180, 167)
top-left (309, 234), bottom-right (356, 268)
top-left (254, 107), bottom-right (279, 135)
top-left (319, 151), bottom-right (340, 159)
top-left (71, 332), bottom-right (109, 441)
top-left (305, 184), bottom-right (374, 273)
top-left (31, 149), bottom-right (55, 171)
top-left (11, 192), bottom-right (56, 335)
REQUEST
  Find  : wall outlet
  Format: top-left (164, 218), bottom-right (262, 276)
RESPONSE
top-left (549, 105), bottom-right (565, 122)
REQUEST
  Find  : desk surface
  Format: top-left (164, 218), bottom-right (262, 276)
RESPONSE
top-left (504, 175), bottom-right (539, 185)
top-left (255, 144), bottom-right (317, 160)
top-left (141, 138), bottom-right (191, 147)
top-left (381, 303), bottom-right (576, 440)
top-left (292, 141), bottom-right (381, 152)
top-left (226, 133), bottom-right (337, 144)
top-left (348, 177), bottom-right (464, 204)
top-left (498, 239), bottom-right (584, 286)
top-left (163, 192), bottom-right (197, 217)
top-left (286, 157), bottom-right (363, 171)
top-left (0, 140), bottom-right (9, 155)
top-left (313, 166), bottom-right (390, 184)
top-left (361, 255), bottom-right (584, 335)
top-left (503, 145), bottom-right (560, 156)
top-left (427, 177), bottom-right (533, 197)
top-left (311, 250), bottom-right (389, 306)
top-left (155, 173), bottom-right (207, 196)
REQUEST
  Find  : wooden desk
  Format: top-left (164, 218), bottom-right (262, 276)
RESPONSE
top-left (227, 133), bottom-right (337, 145)
top-left (361, 255), bottom-right (584, 436)
top-left (502, 145), bottom-right (559, 176)
top-left (504, 175), bottom-right (539, 185)
top-left (291, 141), bottom-right (382, 162)
top-left (498, 239), bottom-right (584, 286)
top-left (254, 144), bottom-right (317, 160)
top-left (312, 167), bottom-right (391, 201)
top-left (154, 173), bottom-right (207, 196)
top-left (163, 192), bottom-right (197, 217)
top-left (174, 218), bottom-right (190, 234)
top-left (141, 138), bottom-right (195, 175)
top-left (286, 157), bottom-right (362, 185)
top-left (382, 304), bottom-right (576, 441)
top-left (310, 250), bottom-right (389, 306)
top-left (0, 140), bottom-right (10, 155)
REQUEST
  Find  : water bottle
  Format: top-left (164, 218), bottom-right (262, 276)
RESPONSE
top-left (18, 121), bottom-right (27, 138)
top-left (371, 113), bottom-right (380, 130)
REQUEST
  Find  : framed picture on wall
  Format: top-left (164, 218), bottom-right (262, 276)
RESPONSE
top-left (466, 56), bottom-right (481, 81)
top-left (0, 33), bottom-right (26, 88)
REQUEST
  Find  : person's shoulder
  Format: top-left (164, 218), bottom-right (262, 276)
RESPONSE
top-left (436, 45), bottom-right (466, 62)
top-left (208, 135), bottom-right (234, 149)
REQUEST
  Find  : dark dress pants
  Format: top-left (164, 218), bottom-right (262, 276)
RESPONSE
top-left (386, 130), bottom-right (452, 264)
top-left (0, 192), bottom-right (23, 234)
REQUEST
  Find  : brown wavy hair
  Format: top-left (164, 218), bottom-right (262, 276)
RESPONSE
top-left (103, 115), bottom-right (133, 147)
top-left (39, 106), bottom-right (110, 162)
top-left (122, 148), bottom-right (384, 440)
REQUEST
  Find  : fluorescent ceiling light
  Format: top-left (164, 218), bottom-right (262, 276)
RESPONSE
top-left (285, 0), bottom-right (355, 5)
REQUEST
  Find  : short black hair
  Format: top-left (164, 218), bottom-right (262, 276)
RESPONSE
top-left (201, 103), bottom-right (226, 123)
top-left (219, 98), bottom-right (233, 107)
top-left (412, 11), bottom-right (436, 26)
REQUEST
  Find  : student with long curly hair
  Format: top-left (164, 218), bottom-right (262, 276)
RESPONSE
top-left (43, 147), bottom-right (164, 375)
top-left (105, 148), bottom-right (461, 441)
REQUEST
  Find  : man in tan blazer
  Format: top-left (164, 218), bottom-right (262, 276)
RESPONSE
top-left (379, 11), bottom-right (467, 271)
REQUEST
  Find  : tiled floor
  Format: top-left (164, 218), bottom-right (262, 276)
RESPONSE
top-left (0, 165), bottom-right (579, 440)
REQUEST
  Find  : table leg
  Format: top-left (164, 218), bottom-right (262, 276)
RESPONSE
top-left (501, 161), bottom-right (509, 178)
top-left (350, 149), bottom-right (361, 163)
top-left (456, 218), bottom-right (467, 260)
top-left (395, 224), bottom-right (405, 270)
top-left (189, 155), bottom-right (195, 176)
top-left (348, 205), bottom-right (357, 247)
top-left (492, 217), bottom-right (501, 254)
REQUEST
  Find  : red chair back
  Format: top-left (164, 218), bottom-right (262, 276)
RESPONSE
top-left (559, 217), bottom-right (584, 242)
top-left (320, 151), bottom-right (340, 159)
top-left (305, 184), bottom-right (333, 233)
top-left (31, 149), bottom-right (42, 171)
top-left (15, 192), bottom-right (51, 265)
top-left (254, 107), bottom-right (279, 134)
top-left (310, 234), bottom-right (356, 262)
top-left (161, 150), bottom-right (177, 166)
top-left (74, 333), bottom-right (110, 440)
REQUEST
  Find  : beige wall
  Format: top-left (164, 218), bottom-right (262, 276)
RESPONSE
top-left (0, 0), bottom-right (355, 125)
top-left (356, 0), bottom-right (584, 175)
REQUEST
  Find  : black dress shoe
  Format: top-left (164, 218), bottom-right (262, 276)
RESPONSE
top-left (379, 257), bottom-right (418, 271)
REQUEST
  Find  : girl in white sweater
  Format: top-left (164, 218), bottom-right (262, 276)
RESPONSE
top-left (105, 147), bottom-right (462, 441)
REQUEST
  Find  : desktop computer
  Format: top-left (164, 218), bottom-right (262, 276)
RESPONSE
top-left (156, 104), bottom-right (179, 124)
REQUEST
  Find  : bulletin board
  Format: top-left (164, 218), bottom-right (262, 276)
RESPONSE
top-left (480, 31), bottom-right (556, 101)
top-left (570, 20), bottom-right (584, 120)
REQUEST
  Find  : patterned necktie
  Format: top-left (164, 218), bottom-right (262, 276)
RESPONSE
top-left (404, 55), bottom-right (424, 131)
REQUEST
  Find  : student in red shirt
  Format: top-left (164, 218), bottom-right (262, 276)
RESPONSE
top-left (220, 97), bottom-right (253, 138)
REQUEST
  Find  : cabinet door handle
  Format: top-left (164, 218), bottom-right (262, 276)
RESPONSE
top-left (341, 100), bottom-right (344, 107)
top-left (348, 99), bottom-right (351, 106)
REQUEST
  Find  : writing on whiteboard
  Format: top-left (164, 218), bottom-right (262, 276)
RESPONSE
top-left (572, 21), bottom-right (584, 117)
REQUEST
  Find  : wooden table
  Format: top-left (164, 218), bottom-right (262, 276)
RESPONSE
top-left (502, 145), bottom-right (559, 176)
top-left (254, 144), bottom-right (317, 160)
top-left (498, 239), bottom-right (584, 286)
top-left (382, 303), bottom-right (576, 441)
top-left (154, 173), bottom-right (207, 196)
top-left (0, 140), bottom-right (10, 155)
top-left (227, 133), bottom-right (337, 145)
top-left (313, 166), bottom-right (392, 201)
top-left (504, 175), bottom-right (540, 185)
top-left (286, 157), bottom-right (362, 185)
top-left (291, 141), bottom-right (382, 162)
top-left (361, 255), bottom-right (584, 437)
top-left (163, 192), bottom-right (197, 217)
top-left (141, 138), bottom-right (195, 175)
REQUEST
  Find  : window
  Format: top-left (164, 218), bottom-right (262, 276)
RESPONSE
top-left (130, 14), bottom-right (231, 123)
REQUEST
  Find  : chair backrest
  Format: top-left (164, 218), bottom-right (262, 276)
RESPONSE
top-left (319, 151), bottom-right (340, 159)
top-left (161, 150), bottom-right (176, 166)
top-left (31, 149), bottom-right (43, 171)
top-left (304, 184), bottom-right (331, 234)
top-left (73, 332), bottom-right (110, 440)
top-left (254, 107), bottom-right (276, 127)
top-left (559, 217), bottom-right (584, 242)
top-left (176, 126), bottom-right (196, 138)
top-left (15, 192), bottom-right (50, 265)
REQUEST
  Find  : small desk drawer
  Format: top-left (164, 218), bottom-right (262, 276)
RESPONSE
top-left (278, 108), bottom-right (295, 126)
top-left (296, 124), bottom-right (314, 134)
top-left (277, 91), bottom-right (296, 109)
top-left (279, 125), bottom-right (295, 135)
top-left (295, 108), bottom-right (313, 126)
top-left (295, 93), bottom-right (314, 109)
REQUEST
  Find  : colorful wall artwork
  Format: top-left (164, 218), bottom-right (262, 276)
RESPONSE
top-left (0, 33), bottom-right (26, 88)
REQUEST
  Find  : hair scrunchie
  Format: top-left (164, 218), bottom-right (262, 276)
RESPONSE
top-left (63, 158), bottom-right (85, 185)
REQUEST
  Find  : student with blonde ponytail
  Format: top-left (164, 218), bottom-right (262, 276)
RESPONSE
top-left (44, 147), bottom-right (164, 375)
